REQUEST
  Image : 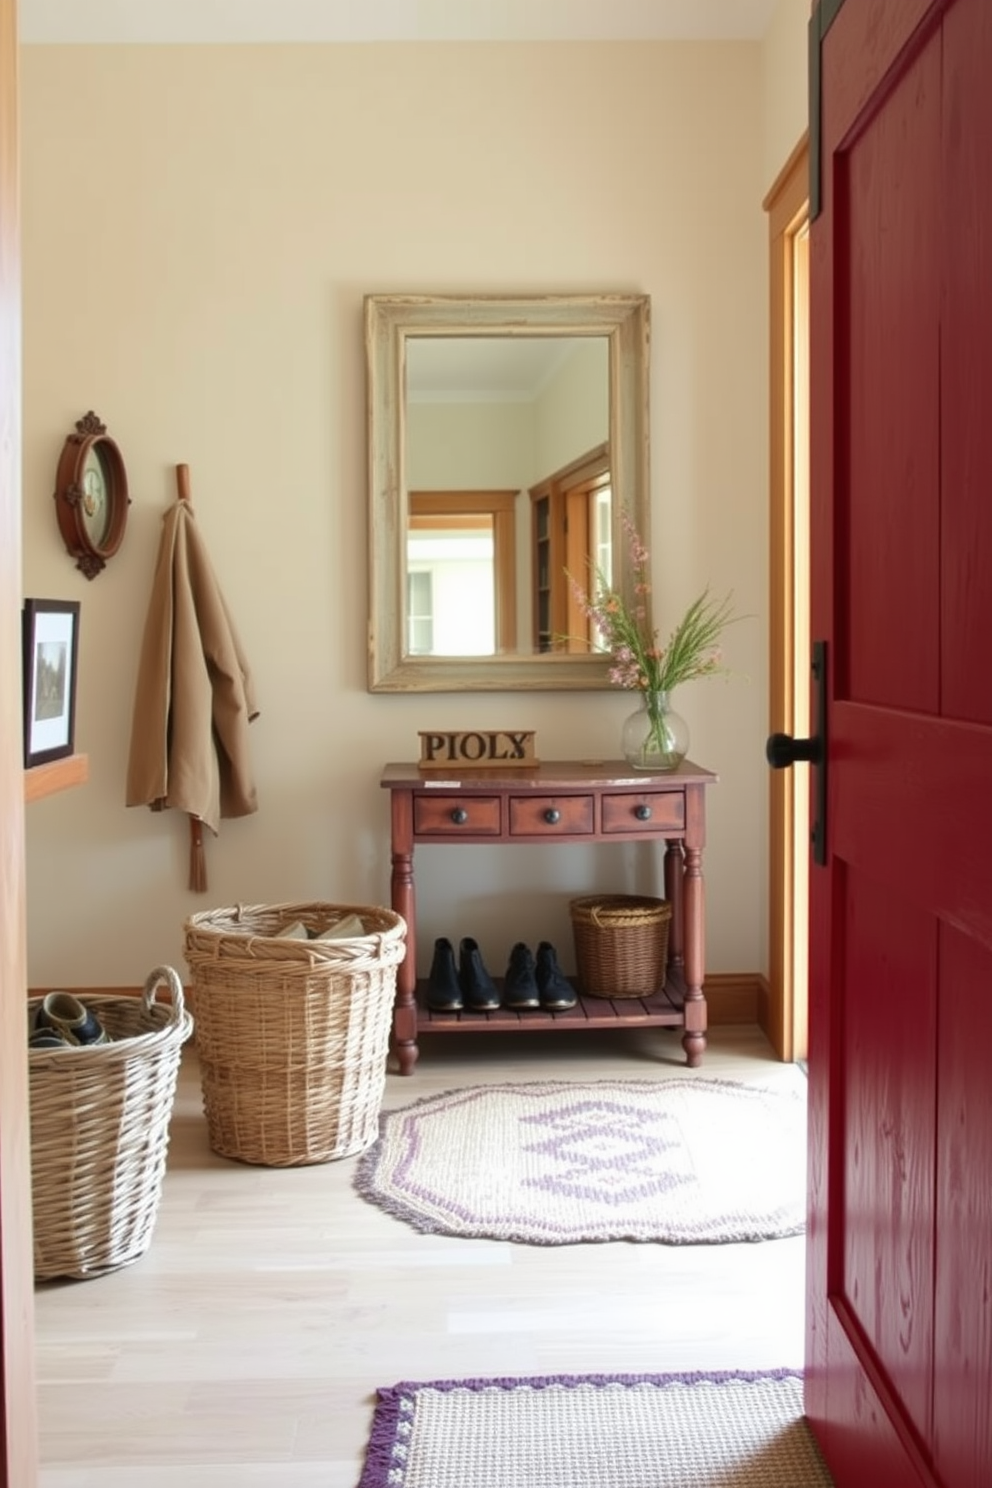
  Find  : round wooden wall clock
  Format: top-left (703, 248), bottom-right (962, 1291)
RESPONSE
top-left (53, 410), bottom-right (130, 579)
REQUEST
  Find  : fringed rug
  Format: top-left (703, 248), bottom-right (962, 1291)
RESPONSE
top-left (355, 1078), bottom-right (806, 1245)
top-left (357, 1370), bottom-right (834, 1488)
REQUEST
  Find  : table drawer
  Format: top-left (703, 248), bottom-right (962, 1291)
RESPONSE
top-left (414, 795), bottom-right (501, 835)
top-left (508, 795), bottom-right (594, 836)
top-left (601, 791), bottom-right (685, 834)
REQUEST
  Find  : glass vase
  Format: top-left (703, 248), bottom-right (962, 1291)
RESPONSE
top-left (621, 689), bottom-right (689, 772)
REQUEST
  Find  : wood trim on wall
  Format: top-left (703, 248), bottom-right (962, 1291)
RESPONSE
top-left (703, 973), bottom-right (765, 1026)
top-left (24, 753), bottom-right (89, 803)
top-left (0, 0), bottom-right (40, 1480)
top-left (30, 975), bottom-right (767, 1032)
top-left (763, 137), bottom-right (810, 1063)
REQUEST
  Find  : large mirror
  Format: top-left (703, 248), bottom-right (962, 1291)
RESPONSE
top-left (365, 293), bottom-right (650, 691)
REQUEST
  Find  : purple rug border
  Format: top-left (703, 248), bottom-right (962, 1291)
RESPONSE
top-left (357, 1368), bottom-right (805, 1488)
top-left (353, 1077), bottom-right (805, 1247)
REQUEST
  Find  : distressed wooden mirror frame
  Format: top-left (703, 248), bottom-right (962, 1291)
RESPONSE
top-left (365, 292), bottom-right (651, 693)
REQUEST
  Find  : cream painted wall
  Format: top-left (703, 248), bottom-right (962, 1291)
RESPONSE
top-left (21, 41), bottom-right (771, 990)
top-left (533, 338), bottom-right (610, 478)
top-left (761, 0), bottom-right (808, 188)
top-left (408, 402), bottom-right (535, 488)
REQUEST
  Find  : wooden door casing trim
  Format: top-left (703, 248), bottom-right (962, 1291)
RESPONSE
top-left (763, 135), bottom-right (809, 1064)
top-left (408, 490), bottom-right (518, 654)
top-left (0, 0), bottom-right (40, 1482)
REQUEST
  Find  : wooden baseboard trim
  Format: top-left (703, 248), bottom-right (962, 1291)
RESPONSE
top-left (28, 984), bottom-right (192, 1008)
top-left (755, 973), bottom-right (774, 1040)
top-left (29, 986), bottom-right (152, 998)
top-left (703, 972), bottom-right (765, 1025)
top-left (30, 975), bottom-right (765, 1032)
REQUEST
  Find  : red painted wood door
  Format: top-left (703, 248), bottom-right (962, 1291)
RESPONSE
top-left (806, 1), bottom-right (992, 1485)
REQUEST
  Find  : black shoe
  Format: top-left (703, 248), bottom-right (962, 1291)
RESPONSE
top-left (28, 1026), bottom-right (69, 1050)
top-left (459, 937), bottom-right (501, 1011)
top-left (503, 942), bottom-right (540, 1010)
top-left (536, 941), bottom-right (577, 1010)
top-left (426, 937), bottom-right (463, 1011)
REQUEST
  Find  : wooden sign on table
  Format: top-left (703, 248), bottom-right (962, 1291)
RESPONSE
top-left (418, 730), bottom-right (537, 770)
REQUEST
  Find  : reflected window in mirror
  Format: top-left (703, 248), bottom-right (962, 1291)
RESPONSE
top-left (406, 570), bottom-right (435, 655)
top-left (366, 293), bottom-right (650, 692)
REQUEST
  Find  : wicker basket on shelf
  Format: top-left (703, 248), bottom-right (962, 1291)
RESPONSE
top-left (569, 894), bottom-right (672, 999)
top-left (29, 965), bottom-right (193, 1282)
top-left (182, 901), bottom-right (406, 1167)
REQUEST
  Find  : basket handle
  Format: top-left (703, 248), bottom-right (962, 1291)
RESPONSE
top-left (141, 964), bottom-right (186, 1024)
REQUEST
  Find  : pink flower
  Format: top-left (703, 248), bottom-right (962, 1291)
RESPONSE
top-left (565, 516), bottom-right (738, 696)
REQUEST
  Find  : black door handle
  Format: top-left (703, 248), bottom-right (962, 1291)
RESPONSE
top-left (766, 732), bottom-right (822, 768)
top-left (766, 639), bottom-right (827, 866)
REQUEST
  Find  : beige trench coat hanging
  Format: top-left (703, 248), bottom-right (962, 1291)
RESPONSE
top-left (126, 495), bottom-right (258, 888)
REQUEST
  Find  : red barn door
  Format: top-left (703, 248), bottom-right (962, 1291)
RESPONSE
top-left (805, 1), bottom-right (992, 1484)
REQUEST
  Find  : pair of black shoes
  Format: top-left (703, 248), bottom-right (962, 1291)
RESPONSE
top-left (426, 937), bottom-right (501, 1012)
top-left (504, 941), bottom-right (577, 1011)
top-left (425, 936), bottom-right (577, 1013)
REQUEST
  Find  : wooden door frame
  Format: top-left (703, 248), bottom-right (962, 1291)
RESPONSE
top-left (763, 136), bottom-right (810, 1063)
top-left (0, 0), bottom-right (40, 1483)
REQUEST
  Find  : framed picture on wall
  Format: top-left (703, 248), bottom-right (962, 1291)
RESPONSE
top-left (22, 598), bottom-right (80, 768)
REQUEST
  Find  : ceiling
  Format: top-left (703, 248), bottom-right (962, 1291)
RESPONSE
top-left (407, 337), bottom-right (597, 403)
top-left (20, 0), bottom-right (783, 45)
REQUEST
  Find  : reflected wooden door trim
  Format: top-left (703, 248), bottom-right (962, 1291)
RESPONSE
top-left (409, 489), bottom-right (518, 653)
top-left (529, 443), bottom-right (609, 654)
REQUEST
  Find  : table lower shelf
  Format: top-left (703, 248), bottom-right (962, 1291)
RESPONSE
top-left (412, 971), bottom-right (690, 1034)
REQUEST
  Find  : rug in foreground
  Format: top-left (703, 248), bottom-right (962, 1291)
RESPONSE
top-left (355, 1078), bottom-right (806, 1244)
top-left (357, 1370), bottom-right (834, 1488)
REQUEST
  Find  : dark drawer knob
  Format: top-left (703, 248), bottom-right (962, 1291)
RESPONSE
top-left (544, 807), bottom-right (561, 824)
top-left (450, 807), bottom-right (468, 825)
top-left (634, 804), bottom-right (652, 821)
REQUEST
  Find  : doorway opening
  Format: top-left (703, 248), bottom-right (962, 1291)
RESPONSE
top-left (765, 138), bottom-right (810, 1062)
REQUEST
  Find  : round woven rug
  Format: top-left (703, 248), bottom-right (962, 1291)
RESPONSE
top-left (354, 1078), bottom-right (806, 1244)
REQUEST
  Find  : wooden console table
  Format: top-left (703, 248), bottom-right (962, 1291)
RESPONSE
top-left (381, 759), bottom-right (717, 1075)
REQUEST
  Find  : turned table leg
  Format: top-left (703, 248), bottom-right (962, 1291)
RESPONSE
top-left (664, 838), bottom-right (684, 973)
top-left (682, 839), bottom-right (707, 1068)
top-left (390, 790), bottom-right (419, 1075)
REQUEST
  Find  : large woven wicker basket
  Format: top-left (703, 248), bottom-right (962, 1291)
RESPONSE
top-left (182, 901), bottom-right (407, 1167)
top-left (29, 966), bottom-right (193, 1282)
top-left (569, 894), bottom-right (673, 999)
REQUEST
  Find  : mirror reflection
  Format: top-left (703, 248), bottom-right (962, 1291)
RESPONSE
top-left (405, 336), bottom-right (610, 657)
top-left (365, 293), bottom-right (650, 692)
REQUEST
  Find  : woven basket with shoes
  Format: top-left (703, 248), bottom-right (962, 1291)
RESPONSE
top-left (28, 966), bottom-right (193, 1282)
top-left (569, 894), bottom-right (673, 999)
top-left (182, 901), bottom-right (407, 1167)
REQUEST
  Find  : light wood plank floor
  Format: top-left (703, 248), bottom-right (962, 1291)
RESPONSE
top-left (34, 1024), bottom-right (808, 1487)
